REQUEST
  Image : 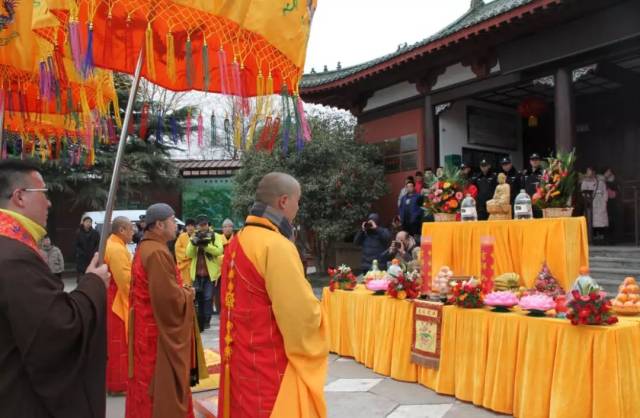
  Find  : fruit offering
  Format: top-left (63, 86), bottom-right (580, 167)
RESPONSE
top-left (572, 266), bottom-right (601, 294)
top-left (494, 273), bottom-right (521, 291)
top-left (434, 266), bottom-right (454, 295)
top-left (612, 276), bottom-right (640, 315)
top-left (484, 291), bottom-right (519, 307)
top-left (519, 294), bottom-right (555, 314)
top-left (534, 262), bottom-right (564, 298)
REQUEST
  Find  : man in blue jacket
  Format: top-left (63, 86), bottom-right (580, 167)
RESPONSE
top-left (353, 213), bottom-right (391, 273)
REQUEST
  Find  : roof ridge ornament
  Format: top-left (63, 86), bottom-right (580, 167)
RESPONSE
top-left (470, 0), bottom-right (485, 10)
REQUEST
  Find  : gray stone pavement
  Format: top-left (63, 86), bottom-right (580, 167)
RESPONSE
top-left (62, 280), bottom-right (510, 417)
top-left (106, 313), bottom-right (510, 418)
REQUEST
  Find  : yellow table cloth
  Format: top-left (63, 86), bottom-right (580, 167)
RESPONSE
top-left (422, 217), bottom-right (589, 291)
top-left (322, 286), bottom-right (640, 418)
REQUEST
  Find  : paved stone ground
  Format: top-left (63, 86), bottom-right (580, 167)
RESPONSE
top-left (105, 316), bottom-right (510, 418)
top-left (68, 276), bottom-right (508, 418)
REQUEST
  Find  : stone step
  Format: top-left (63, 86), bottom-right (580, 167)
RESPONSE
top-left (589, 246), bottom-right (640, 258)
top-left (589, 257), bottom-right (640, 270)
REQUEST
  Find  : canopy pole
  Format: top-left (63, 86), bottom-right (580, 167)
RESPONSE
top-left (97, 49), bottom-right (144, 263)
top-left (0, 90), bottom-right (5, 160)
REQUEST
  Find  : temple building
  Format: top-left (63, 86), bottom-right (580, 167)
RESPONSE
top-left (300, 0), bottom-right (640, 238)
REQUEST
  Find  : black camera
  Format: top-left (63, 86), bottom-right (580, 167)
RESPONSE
top-left (364, 220), bottom-right (375, 230)
top-left (192, 230), bottom-right (213, 246)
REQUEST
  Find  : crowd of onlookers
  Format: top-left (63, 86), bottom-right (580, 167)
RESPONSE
top-left (354, 155), bottom-right (623, 272)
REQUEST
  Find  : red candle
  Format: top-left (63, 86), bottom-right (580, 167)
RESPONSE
top-left (421, 236), bottom-right (433, 296)
top-left (480, 236), bottom-right (495, 294)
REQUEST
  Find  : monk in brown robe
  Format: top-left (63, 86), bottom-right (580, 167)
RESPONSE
top-left (0, 159), bottom-right (111, 418)
top-left (126, 203), bottom-right (203, 418)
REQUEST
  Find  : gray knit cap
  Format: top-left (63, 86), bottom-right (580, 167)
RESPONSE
top-left (145, 203), bottom-right (175, 224)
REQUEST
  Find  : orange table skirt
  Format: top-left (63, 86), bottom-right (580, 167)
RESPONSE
top-left (422, 217), bottom-right (589, 291)
top-left (322, 286), bottom-right (640, 418)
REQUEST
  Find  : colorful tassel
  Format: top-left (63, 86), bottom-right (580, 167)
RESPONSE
top-left (79, 87), bottom-right (90, 117)
top-left (145, 23), bottom-right (156, 79)
top-left (210, 114), bottom-right (216, 146)
top-left (83, 23), bottom-right (94, 77)
top-left (293, 95), bottom-right (304, 152)
top-left (68, 20), bottom-right (83, 74)
top-left (139, 102), bottom-right (149, 140)
top-left (155, 109), bottom-right (163, 143)
top-left (296, 96), bottom-right (311, 142)
top-left (197, 113), bottom-right (203, 148)
top-left (103, 15), bottom-right (113, 64)
top-left (166, 32), bottom-right (176, 82)
top-left (202, 41), bottom-right (210, 92)
top-left (171, 115), bottom-right (178, 144)
top-left (186, 111), bottom-right (192, 153)
top-left (281, 86), bottom-right (291, 156)
top-left (240, 65), bottom-right (249, 116)
top-left (185, 37), bottom-right (193, 88)
top-left (39, 61), bottom-right (51, 101)
top-left (268, 117), bottom-right (281, 152)
top-left (107, 118), bottom-right (116, 143)
top-left (112, 96), bottom-right (122, 128)
top-left (218, 47), bottom-right (230, 95)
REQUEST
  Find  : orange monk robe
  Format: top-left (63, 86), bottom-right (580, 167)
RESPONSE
top-left (221, 215), bottom-right (329, 417)
top-left (175, 231), bottom-right (192, 286)
top-left (104, 234), bottom-right (132, 392)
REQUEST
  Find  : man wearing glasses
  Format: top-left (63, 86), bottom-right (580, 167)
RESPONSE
top-left (0, 159), bottom-right (111, 417)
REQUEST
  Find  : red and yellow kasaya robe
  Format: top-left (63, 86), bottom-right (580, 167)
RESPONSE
top-left (218, 215), bottom-right (329, 418)
top-left (104, 234), bottom-right (132, 393)
top-left (126, 231), bottom-right (197, 418)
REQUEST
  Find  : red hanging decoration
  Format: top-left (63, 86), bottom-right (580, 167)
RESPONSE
top-left (197, 113), bottom-right (204, 148)
top-left (139, 102), bottom-right (150, 139)
top-left (517, 97), bottom-right (547, 127)
top-left (421, 236), bottom-right (433, 296)
top-left (480, 236), bottom-right (495, 294)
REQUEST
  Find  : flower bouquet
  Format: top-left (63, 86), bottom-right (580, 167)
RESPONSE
top-left (423, 167), bottom-right (467, 221)
top-left (566, 284), bottom-right (618, 326)
top-left (449, 277), bottom-right (484, 308)
top-left (328, 265), bottom-right (357, 291)
top-left (533, 262), bottom-right (564, 298)
top-left (387, 270), bottom-right (421, 300)
top-left (532, 151), bottom-right (577, 216)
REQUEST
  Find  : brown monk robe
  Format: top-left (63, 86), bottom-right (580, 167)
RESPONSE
top-left (126, 203), bottom-right (205, 418)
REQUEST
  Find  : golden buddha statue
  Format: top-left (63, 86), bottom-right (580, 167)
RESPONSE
top-left (486, 173), bottom-right (512, 220)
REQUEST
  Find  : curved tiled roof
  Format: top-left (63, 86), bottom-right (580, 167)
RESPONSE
top-left (301, 0), bottom-right (559, 91)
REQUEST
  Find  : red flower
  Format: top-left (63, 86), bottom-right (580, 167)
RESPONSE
top-left (606, 316), bottom-right (618, 325)
top-left (589, 292), bottom-right (598, 301)
top-left (579, 308), bottom-right (589, 319)
top-left (571, 290), bottom-right (580, 299)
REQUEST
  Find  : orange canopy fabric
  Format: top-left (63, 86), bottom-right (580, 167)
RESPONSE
top-left (51, 0), bottom-right (317, 93)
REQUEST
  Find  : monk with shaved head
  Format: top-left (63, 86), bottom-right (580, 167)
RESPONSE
top-left (104, 216), bottom-right (134, 393)
top-left (218, 172), bottom-right (329, 418)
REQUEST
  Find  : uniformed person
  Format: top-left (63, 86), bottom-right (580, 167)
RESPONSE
top-left (499, 156), bottom-right (521, 208)
top-left (472, 159), bottom-right (497, 221)
top-left (522, 153), bottom-right (544, 218)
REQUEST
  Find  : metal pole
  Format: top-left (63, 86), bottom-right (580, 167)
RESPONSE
top-left (0, 89), bottom-right (5, 159)
top-left (97, 49), bottom-right (144, 262)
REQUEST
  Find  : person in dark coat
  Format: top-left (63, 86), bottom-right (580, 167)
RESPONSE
top-left (522, 153), bottom-right (544, 218)
top-left (353, 213), bottom-right (391, 273)
top-left (75, 216), bottom-right (100, 275)
top-left (498, 156), bottom-right (522, 207)
top-left (399, 181), bottom-right (423, 236)
top-left (0, 159), bottom-right (110, 418)
top-left (472, 159), bottom-right (497, 221)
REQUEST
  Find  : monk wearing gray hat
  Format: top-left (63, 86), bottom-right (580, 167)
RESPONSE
top-left (126, 203), bottom-right (206, 418)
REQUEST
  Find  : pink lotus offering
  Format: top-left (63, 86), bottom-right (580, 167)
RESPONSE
top-left (484, 291), bottom-right (519, 307)
top-left (519, 294), bottom-right (555, 315)
top-left (366, 279), bottom-right (390, 292)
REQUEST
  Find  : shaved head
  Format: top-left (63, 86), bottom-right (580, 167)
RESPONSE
top-left (255, 172), bottom-right (300, 207)
top-left (255, 172), bottom-right (301, 223)
top-left (112, 216), bottom-right (134, 243)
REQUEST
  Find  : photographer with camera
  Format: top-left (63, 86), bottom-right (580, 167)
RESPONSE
top-left (381, 231), bottom-right (419, 266)
top-left (186, 215), bottom-right (223, 331)
top-left (353, 213), bottom-right (391, 274)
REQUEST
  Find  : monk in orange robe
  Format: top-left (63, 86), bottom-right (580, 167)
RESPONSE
top-left (218, 172), bottom-right (329, 418)
top-left (126, 203), bottom-right (202, 418)
top-left (104, 216), bottom-right (134, 393)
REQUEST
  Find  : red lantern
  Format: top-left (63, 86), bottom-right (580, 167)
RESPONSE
top-left (517, 97), bottom-right (547, 127)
